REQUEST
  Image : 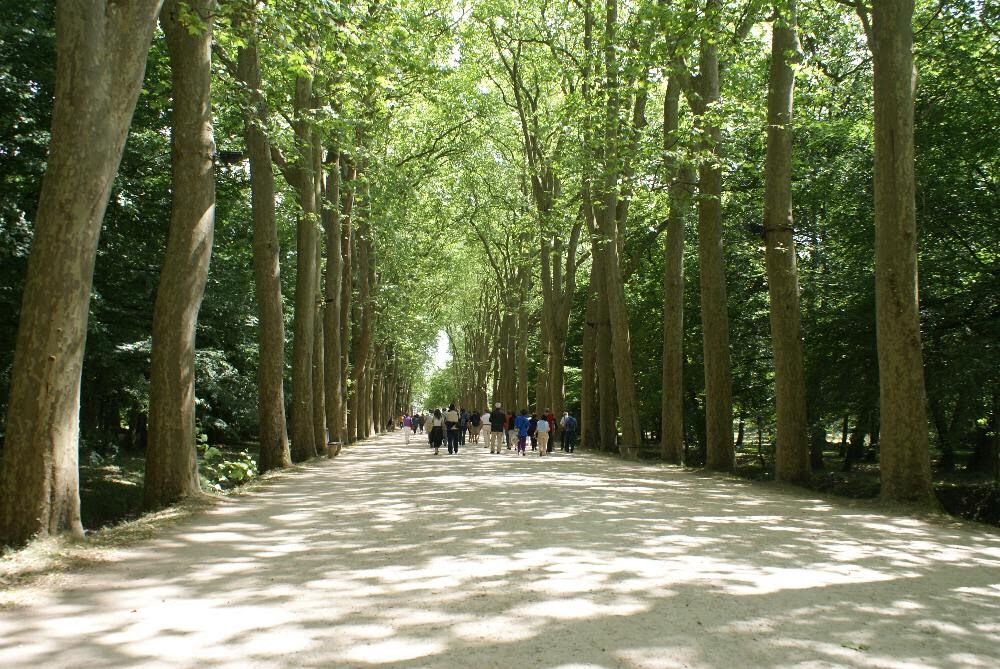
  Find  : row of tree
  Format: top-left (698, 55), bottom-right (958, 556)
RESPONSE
top-left (1, 0), bottom-right (997, 546)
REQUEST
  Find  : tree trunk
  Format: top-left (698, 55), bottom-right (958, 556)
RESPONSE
top-left (289, 75), bottom-right (318, 462)
top-left (0, 0), bottom-right (163, 546)
top-left (592, 245), bottom-right (618, 452)
top-left (661, 76), bottom-right (692, 465)
top-left (144, 0), bottom-right (216, 509)
top-left (871, 0), bottom-right (935, 504)
top-left (600, 0), bottom-right (642, 451)
top-left (581, 287), bottom-right (599, 450)
top-left (696, 0), bottom-right (735, 471)
top-left (764, 0), bottom-right (810, 485)
top-left (312, 212), bottom-right (327, 450)
top-left (236, 10), bottom-right (289, 474)
top-left (323, 149), bottom-right (344, 450)
top-left (339, 157), bottom-right (355, 437)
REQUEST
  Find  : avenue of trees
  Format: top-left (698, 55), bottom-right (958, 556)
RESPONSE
top-left (1, 0), bottom-right (997, 546)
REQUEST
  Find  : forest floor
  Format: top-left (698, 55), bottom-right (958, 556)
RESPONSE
top-left (2, 431), bottom-right (999, 668)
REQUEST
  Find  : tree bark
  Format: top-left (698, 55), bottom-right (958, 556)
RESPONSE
top-left (600, 0), bottom-right (642, 451)
top-left (581, 285), bottom-right (599, 450)
top-left (871, 0), bottom-right (935, 504)
top-left (661, 75), bottom-right (692, 465)
top-left (144, 0), bottom-right (215, 509)
top-left (289, 75), bottom-right (319, 462)
top-left (323, 150), bottom-right (344, 450)
top-left (696, 0), bottom-right (735, 471)
top-left (236, 10), bottom-right (289, 474)
top-left (765, 0), bottom-right (810, 485)
top-left (339, 157), bottom-right (355, 437)
top-left (0, 0), bottom-right (163, 546)
top-left (312, 200), bottom-right (327, 450)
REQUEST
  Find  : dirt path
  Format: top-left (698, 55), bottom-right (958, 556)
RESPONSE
top-left (2, 432), bottom-right (999, 668)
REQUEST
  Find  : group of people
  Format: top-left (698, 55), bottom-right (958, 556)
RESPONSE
top-left (400, 403), bottom-right (578, 456)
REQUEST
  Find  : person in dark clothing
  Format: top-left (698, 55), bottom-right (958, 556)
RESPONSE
top-left (560, 412), bottom-right (578, 452)
top-left (458, 408), bottom-right (468, 446)
top-left (445, 403), bottom-right (460, 454)
top-left (428, 409), bottom-right (445, 455)
top-left (528, 413), bottom-right (538, 451)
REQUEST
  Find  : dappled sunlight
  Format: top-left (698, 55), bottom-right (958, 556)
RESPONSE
top-left (2, 431), bottom-right (999, 668)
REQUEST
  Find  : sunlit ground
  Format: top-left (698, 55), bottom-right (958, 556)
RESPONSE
top-left (1, 433), bottom-right (998, 668)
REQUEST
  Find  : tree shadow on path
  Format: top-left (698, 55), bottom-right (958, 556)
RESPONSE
top-left (1, 433), bottom-right (998, 668)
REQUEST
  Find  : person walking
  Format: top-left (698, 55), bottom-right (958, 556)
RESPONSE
top-left (480, 407), bottom-right (491, 448)
top-left (445, 403), bottom-right (460, 454)
top-left (489, 403), bottom-right (505, 454)
top-left (528, 413), bottom-right (539, 451)
top-left (428, 409), bottom-right (445, 455)
top-left (418, 413), bottom-right (426, 433)
top-left (560, 411), bottom-right (577, 452)
top-left (470, 410), bottom-right (482, 444)
top-left (505, 410), bottom-right (517, 451)
top-left (514, 409), bottom-right (531, 455)
top-left (543, 408), bottom-right (557, 453)
top-left (458, 408), bottom-right (468, 446)
top-left (402, 414), bottom-right (412, 445)
top-left (536, 414), bottom-right (550, 455)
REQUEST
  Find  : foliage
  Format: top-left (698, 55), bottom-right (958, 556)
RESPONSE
top-left (197, 436), bottom-right (258, 491)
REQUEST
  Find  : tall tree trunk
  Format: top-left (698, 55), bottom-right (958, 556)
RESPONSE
top-left (600, 0), bottom-right (642, 450)
top-left (661, 76), bottom-right (691, 465)
top-left (517, 269), bottom-right (531, 411)
top-left (581, 286), bottom-right (599, 450)
top-left (289, 75), bottom-right (318, 462)
top-left (765, 0), bottom-right (810, 485)
top-left (236, 10), bottom-right (289, 474)
top-left (339, 157), bottom-right (355, 437)
top-left (144, 0), bottom-right (216, 509)
top-left (871, 0), bottom-right (934, 504)
top-left (349, 188), bottom-right (372, 442)
top-left (592, 245), bottom-right (618, 452)
top-left (696, 0), bottom-right (735, 471)
top-left (323, 150), bottom-right (344, 450)
top-left (312, 211), bottom-right (327, 450)
top-left (0, 0), bottom-right (163, 546)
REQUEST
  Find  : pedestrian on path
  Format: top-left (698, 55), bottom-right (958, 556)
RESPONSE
top-left (402, 414), bottom-right (412, 445)
top-left (428, 409), bottom-right (445, 455)
top-left (528, 412), bottom-right (538, 451)
top-left (458, 408), bottom-right (468, 446)
top-left (514, 409), bottom-right (530, 455)
top-left (506, 410), bottom-right (518, 451)
top-left (470, 410), bottom-right (482, 444)
top-left (543, 408), bottom-right (557, 452)
top-left (536, 414), bottom-right (550, 455)
top-left (445, 403), bottom-right (460, 454)
top-left (489, 403), bottom-right (506, 454)
top-left (560, 412), bottom-right (577, 452)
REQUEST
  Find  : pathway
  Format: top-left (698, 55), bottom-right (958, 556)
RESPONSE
top-left (2, 432), bottom-right (999, 668)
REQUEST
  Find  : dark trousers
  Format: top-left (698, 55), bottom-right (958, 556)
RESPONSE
top-left (447, 429), bottom-right (460, 453)
top-left (563, 430), bottom-right (576, 452)
top-left (458, 426), bottom-right (466, 445)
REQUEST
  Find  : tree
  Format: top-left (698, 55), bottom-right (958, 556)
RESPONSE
top-left (233, 3), bottom-right (291, 473)
top-left (764, 0), bottom-right (809, 484)
top-left (144, 0), bottom-right (217, 509)
top-left (695, 0), bottom-right (734, 471)
top-left (0, 0), bottom-right (164, 545)
top-left (869, 0), bottom-right (934, 504)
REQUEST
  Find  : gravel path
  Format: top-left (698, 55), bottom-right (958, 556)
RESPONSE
top-left (2, 431), bottom-right (999, 668)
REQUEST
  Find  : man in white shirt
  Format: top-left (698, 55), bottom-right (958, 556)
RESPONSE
top-left (536, 416), bottom-right (550, 456)
top-left (481, 408), bottom-right (491, 449)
